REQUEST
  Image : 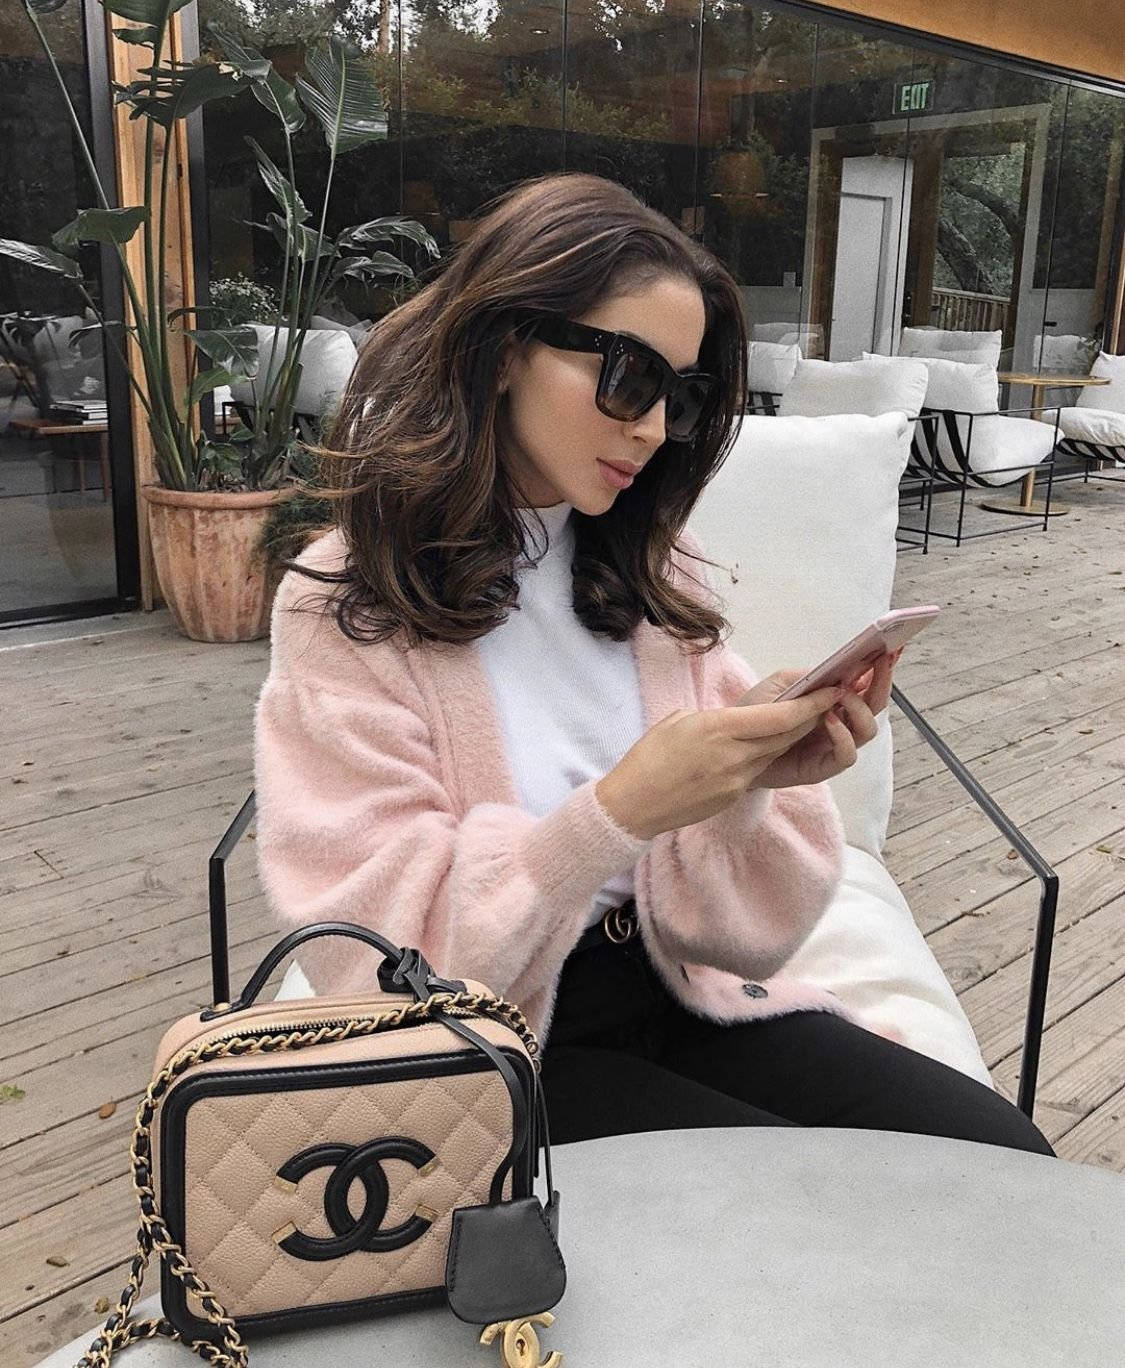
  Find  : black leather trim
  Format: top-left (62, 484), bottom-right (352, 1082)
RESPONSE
top-left (158, 1046), bottom-right (535, 1342)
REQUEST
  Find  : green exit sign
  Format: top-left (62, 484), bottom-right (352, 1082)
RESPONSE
top-left (895, 79), bottom-right (934, 113)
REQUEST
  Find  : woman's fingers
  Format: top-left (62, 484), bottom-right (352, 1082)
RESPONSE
top-left (859, 651), bottom-right (897, 715)
top-left (834, 689), bottom-right (879, 747)
top-left (824, 710), bottom-right (858, 770)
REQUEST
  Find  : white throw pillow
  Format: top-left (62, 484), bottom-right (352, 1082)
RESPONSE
top-left (752, 322), bottom-right (824, 354)
top-left (747, 340), bottom-right (800, 395)
top-left (230, 324), bottom-right (358, 418)
top-left (906, 356), bottom-right (1000, 413)
top-left (1058, 406), bottom-right (1125, 448)
top-left (1077, 352), bottom-right (1125, 411)
top-left (899, 326), bottom-right (1003, 367)
top-left (779, 357), bottom-right (929, 419)
top-left (688, 410), bottom-right (911, 857)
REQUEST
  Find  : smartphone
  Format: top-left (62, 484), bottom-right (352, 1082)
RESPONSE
top-left (774, 606), bottom-right (941, 702)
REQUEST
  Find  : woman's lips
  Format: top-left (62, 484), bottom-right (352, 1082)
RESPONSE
top-left (597, 459), bottom-right (635, 489)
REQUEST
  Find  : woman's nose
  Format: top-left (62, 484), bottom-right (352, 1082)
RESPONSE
top-left (628, 395), bottom-right (668, 445)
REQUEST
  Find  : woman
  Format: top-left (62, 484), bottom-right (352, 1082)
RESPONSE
top-left (255, 172), bottom-right (1050, 1156)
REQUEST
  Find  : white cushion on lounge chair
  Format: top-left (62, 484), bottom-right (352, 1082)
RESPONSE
top-left (1077, 352), bottom-right (1125, 410)
top-left (688, 409), bottom-right (989, 1081)
top-left (899, 326), bottom-right (1003, 367)
top-left (935, 412), bottom-right (1057, 486)
top-left (778, 356), bottom-right (929, 419)
top-left (230, 324), bottom-right (358, 418)
top-left (747, 340), bottom-right (800, 394)
top-left (1058, 406), bottom-right (1125, 447)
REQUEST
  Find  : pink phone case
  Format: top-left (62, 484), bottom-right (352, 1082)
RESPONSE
top-left (774, 606), bottom-right (941, 701)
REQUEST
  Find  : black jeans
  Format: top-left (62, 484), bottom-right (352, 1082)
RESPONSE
top-left (540, 936), bottom-right (1054, 1156)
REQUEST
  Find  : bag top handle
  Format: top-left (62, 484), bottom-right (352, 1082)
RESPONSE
top-left (201, 922), bottom-right (465, 1020)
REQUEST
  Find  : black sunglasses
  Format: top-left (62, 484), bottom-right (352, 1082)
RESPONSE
top-left (517, 312), bottom-right (719, 443)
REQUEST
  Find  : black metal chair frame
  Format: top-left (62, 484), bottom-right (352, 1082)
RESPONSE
top-left (1054, 437), bottom-right (1125, 487)
top-left (906, 405), bottom-right (1062, 547)
top-left (210, 685), bottom-right (1059, 1120)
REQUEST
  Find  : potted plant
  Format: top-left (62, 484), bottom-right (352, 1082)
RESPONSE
top-left (0, 0), bottom-right (438, 640)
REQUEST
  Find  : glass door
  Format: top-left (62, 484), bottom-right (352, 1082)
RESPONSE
top-left (0, 0), bottom-right (130, 624)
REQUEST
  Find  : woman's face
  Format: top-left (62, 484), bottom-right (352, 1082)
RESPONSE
top-left (496, 273), bottom-right (708, 513)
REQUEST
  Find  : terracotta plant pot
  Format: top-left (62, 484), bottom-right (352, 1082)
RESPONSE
top-left (142, 485), bottom-right (292, 643)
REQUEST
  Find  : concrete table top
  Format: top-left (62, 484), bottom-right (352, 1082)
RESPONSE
top-left (37, 1126), bottom-right (1125, 1367)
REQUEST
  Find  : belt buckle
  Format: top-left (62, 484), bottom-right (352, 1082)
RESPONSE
top-left (603, 900), bottom-right (638, 944)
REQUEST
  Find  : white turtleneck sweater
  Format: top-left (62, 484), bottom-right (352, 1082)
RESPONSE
top-left (476, 501), bottom-right (647, 928)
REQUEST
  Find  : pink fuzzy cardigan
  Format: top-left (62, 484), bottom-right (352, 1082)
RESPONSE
top-left (254, 527), bottom-right (852, 1042)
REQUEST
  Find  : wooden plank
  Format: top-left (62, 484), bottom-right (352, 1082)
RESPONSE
top-left (1, 912), bottom-right (270, 1078)
top-left (0, 850), bottom-right (61, 899)
top-left (0, 773), bottom-right (255, 869)
top-left (1, 905), bottom-right (276, 1029)
top-left (924, 835), bottom-right (1125, 996)
top-left (0, 1173), bottom-right (137, 1322)
top-left (891, 786), bottom-right (1125, 935)
top-left (991, 976), bottom-right (1125, 1124)
top-left (888, 698), bottom-right (1125, 837)
top-left (1056, 1082), bottom-right (1125, 1170)
top-left (0, 1263), bottom-right (135, 1368)
top-left (957, 893), bottom-right (1125, 1068)
top-left (886, 734), bottom-right (1125, 881)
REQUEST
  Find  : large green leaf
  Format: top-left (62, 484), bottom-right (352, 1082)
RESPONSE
top-left (251, 214), bottom-right (335, 267)
top-left (184, 326), bottom-right (259, 378)
top-left (329, 253), bottom-right (414, 289)
top-left (187, 366), bottom-right (235, 409)
top-left (52, 206), bottom-right (147, 249)
top-left (120, 60), bottom-right (243, 127)
top-left (112, 25), bottom-right (159, 45)
top-left (337, 216), bottom-right (440, 260)
top-left (0, 238), bottom-right (82, 278)
top-left (207, 23), bottom-right (305, 133)
top-left (296, 37), bottom-right (387, 153)
top-left (246, 138), bottom-right (309, 228)
top-left (102, 0), bottom-right (192, 23)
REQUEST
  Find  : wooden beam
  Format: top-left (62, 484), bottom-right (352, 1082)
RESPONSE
top-left (105, 15), bottom-right (198, 611)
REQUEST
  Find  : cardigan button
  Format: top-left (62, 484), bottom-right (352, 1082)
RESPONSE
top-left (742, 982), bottom-right (768, 999)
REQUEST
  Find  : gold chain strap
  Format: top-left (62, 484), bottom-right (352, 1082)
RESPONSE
top-left (76, 990), bottom-right (541, 1368)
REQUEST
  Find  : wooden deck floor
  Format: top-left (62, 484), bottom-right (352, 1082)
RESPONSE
top-left (2, 474), bottom-right (1124, 1365)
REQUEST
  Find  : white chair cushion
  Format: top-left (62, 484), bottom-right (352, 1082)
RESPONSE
top-left (899, 326), bottom-right (1003, 367)
top-left (688, 411), bottom-right (910, 857)
top-left (230, 324), bottom-right (358, 417)
top-left (783, 846), bottom-right (990, 1082)
top-left (747, 340), bottom-right (800, 395)
top-left (905, 356), bottom-right (1000, 413)
top-left (1036, 334), bottom-right (1097, 373)
top-left (752, 322), bottom-right (824, 356)
top-left (1077, 352), bottom-right (1125, 411)
top-left (778, 357), bottom-right (929, 419)
top-left (688, 411), bottom-right (990, 1080)
top-left (932, 412), bottom-right (1056, 486)
top-left (1058, 405), bottom-right (1125, 447)
top-left (276, 960), bottom-right (315, 999)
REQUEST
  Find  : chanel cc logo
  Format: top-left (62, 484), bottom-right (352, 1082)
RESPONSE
top-left (272, 1136), bottom-right (437, 1261)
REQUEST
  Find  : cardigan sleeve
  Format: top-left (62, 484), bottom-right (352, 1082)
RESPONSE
top-left (634, 535), bottom-right (846, 981)
top-left (254, 573), bottom-right (653, 1005)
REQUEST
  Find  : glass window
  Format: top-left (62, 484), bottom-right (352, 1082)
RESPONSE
top-left (0, 2), bottom-right (118, 619)
top-left (700, 5), bottom-right (817, 359)
top-left (198, 0), bottom-right (405, 339)
top-left (1037, 83), bottom-right (1125, 372)
top-left (399, 0), bottom-right (565, 244)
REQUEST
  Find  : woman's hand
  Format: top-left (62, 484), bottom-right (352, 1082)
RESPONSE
top-left (737, 652), bottom-right (899, 789)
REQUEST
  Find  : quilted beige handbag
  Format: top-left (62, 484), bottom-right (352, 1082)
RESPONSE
top-left (77, 923), bottom-right (565, 1367)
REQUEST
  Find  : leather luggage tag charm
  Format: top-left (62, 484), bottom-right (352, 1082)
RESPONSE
top-left (445, 1195), bottom-right (566, 1326)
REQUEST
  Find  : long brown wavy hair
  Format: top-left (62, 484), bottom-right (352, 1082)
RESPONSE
top-left (296, 171), bottom-right (747, 653)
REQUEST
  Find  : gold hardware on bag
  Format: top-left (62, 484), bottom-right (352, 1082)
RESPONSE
top-left (603, 901), bottom-right (638, 944)
top-left (480, 1314), bottom-right (562, 1368)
